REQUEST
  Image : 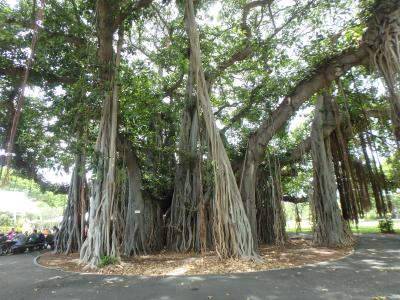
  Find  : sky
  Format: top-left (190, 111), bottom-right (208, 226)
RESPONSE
top-left (0, 190), bottom-right (39, 213)
top-left (5, 0), bottom-right (17, 8)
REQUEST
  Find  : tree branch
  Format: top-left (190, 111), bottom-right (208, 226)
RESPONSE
top-left (114, 0), bottom-right (155, 29)
top-left (248, 47), bottom-right (368, 163)
top-left (206, 1), bottom-right (273, 87)
top-left (283, 195), bottom-right (308, 204)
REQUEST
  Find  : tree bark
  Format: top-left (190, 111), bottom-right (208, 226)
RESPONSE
top-left (363, 0), bottom-right (400, 144)
top-left (184, 0), bottom-right (258, 260)
top-left (167, 59), bottom-right (207, 252)
top-left (80, 3), bottom-right (122, 266)
top-left (240, 150), bottom-right (258, 245)
top-left (256, 166), bottom-right (287, 245)
top-left (311, 95), bottom-right (353, 247)
top-left (123, 138), bottom-right (148, 256)
top-left (56, 153), bottom-right (87, 253)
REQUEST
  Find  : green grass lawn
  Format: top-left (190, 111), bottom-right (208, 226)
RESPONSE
top-left (286, 220), bottom-right (400, 234)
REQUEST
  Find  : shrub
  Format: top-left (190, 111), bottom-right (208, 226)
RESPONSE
top-left (378, 217), bottom-right (395, 233)
top-left (0, 226), bottom-right (23, 233)
top-left (99, 255), bottom-right (119, 267)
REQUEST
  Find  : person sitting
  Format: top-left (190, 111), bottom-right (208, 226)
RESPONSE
top-left (13, 232), bottom-right (26, 245)
top-left (11, 232), bottom-right (27, 253)
top-left (28, 229), bottom-right (39, 244)
top-left (38, 231), bottom-right (45, 244)
top-left (7, 228), bottom-right (16, 240)
top-left (45, 234), bottom-right (55, 250)
top-left (42, 228), bottom-right (49, 237)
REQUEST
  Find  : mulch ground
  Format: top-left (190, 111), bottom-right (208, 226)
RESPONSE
top-left (37, 237), bottom-right (353, 276)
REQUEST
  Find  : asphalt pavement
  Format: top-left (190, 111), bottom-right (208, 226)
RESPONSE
top-left (0, 234), bottom-right (399, 300)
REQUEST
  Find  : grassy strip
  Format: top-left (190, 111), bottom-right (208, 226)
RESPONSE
top-left (286, 220), bottom-right (400, 234)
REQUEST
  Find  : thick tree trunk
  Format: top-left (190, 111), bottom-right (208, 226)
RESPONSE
top-left (184, 0), bottom-right (258, 260)
top-left (56, 153), bottom-right (88, 253)
top-left (256, 166), bottom-right (287, 245)
top-left (123, 139), bottom-right (148, 256)
top-left (311, 95), bottom-right (353, 247)
top-left (240, 149), bottom-right (259, 246)
top-left (80, 5), bottom-right (122, 267)
top-left (167, 62), bottom-right (206, 252)
top-left (142, 200), bottom-right (164, 251)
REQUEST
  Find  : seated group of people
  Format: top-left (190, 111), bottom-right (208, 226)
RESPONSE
top-left (0, 226), bottom-right (59, 253)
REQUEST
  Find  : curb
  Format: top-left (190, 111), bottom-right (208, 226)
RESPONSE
top-left (34, 252), bottom-right (80, 274)
top-left (33, 244), bottom-right (357, 279)
top-left (34, 252), bottom-right (60, 271)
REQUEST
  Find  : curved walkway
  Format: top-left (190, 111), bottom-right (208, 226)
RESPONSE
top-left (0, 234), bottom-right (399, 300)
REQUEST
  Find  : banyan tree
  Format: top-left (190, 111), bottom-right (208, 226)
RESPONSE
top-left (0, 0), bottom-right (399, 268)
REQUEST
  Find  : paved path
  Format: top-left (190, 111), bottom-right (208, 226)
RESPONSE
top-left (0, 234), bottom-right (399, 300)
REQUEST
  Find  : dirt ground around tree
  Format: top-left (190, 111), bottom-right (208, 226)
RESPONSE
top-left (37, 237), bottom-right (353, 276)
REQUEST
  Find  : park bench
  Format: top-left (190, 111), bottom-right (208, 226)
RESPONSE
top-left (10, 242), bottom-right (47, 254)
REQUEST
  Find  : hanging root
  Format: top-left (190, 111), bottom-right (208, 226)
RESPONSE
top-left (363, 0), bottom-right (400, 142)
top-left (329, 97), bottom-right (362, 222)
top-left (311, 95), bottom-right (353, 247)
top-left (56, 154), bottom-right (87, 254)
top-left (80, 27), bottom-right (124, 268)
top-left (167, 61), bottom-right (207, 253)
top-left (184, 0), bottom-right (259, 260)
top-left (256, 165), bottom-right (287, 246)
